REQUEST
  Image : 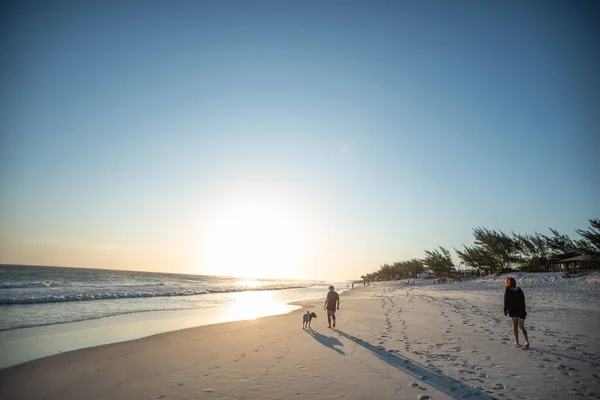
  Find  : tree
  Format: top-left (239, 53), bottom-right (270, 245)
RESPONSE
top-left (514, 232), bottom-right (551, 271)
top-left (405, 258), bottom-right (425, 275)
top-left (456, 228), bottom-right (521, 273)
top-left (422, 246), bottom-right (454, 273)
top-left (362, 258), bottom-right (425, 281)
top-left (575, 218), bottom-right (600, 258)
top-left (391, 259), bottom-right (425, 277)
top-left (455, 244), bottom-right (495, 272)
top-left (477, 228), bottom-right (522, 271)
top-left (361, 218), bottom-right (598, 279)
top-left (378, 263), bottom-right (395, 280)
top-left (541, 228), bottom-right (579, 260)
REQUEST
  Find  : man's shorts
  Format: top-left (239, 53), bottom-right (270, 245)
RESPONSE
top-left (327, 309), bottom-right (336, 317)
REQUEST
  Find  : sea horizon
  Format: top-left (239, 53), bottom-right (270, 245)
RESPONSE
top-left (0, 264), bottom-right (350, 368)
top-left (0, 264), bottom-right (348, 331)
top-left (0, 263), bottom-right (332, 283)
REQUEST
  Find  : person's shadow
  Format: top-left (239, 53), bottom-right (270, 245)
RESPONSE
top-left (306, 328), bottom-right (345, 355)
top-left (335, 329), bottom-right (494, 399)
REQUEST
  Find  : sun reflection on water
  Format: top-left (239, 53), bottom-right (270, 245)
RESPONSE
top-left (222, 291), bottom-right (295, 321)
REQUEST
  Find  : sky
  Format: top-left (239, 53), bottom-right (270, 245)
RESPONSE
top-left (1, 0), bottom-right (598, 281)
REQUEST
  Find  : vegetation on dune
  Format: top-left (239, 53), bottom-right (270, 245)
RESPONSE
top-left (575, 219), bottom-right (600, 259)
top-left (362, 218), bottom-right (600, 280)
top-left (422, 246), bottom-right (454, 274)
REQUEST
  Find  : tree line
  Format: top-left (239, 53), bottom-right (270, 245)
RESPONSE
top-left (361, 218), bottom-right (600, 281)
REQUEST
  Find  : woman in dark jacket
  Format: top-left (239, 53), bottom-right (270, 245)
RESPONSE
top-left (504, 277), bottom-right (530, 348)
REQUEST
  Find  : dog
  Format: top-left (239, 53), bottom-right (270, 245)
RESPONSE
top-left (303, 311), bottom-right (318, 329)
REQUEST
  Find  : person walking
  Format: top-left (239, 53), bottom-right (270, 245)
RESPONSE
top-left (504, 277), bottom-right (530, 348)
top-left (324, 285), bottom-right (340, 328)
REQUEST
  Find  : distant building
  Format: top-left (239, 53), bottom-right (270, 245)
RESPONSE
top-left (419, 270), bottom-right (435, 279)
top-left (548, 254), bottom-right (598, 271)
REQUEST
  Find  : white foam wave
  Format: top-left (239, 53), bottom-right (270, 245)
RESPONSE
top-left (0, 285), bottom-right (308, 305)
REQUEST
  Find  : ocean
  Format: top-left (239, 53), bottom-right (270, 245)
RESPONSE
top-left (0, 265), bottom-right (342, 331)
top-left (1, 265), bottom-right (347, 368)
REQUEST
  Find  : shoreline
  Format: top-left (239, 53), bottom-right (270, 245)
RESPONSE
top-left (0, 286), bottom-right (351, 369)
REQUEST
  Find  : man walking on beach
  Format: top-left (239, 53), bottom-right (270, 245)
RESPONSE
top-left (324, 285), bottom-right (339, 328)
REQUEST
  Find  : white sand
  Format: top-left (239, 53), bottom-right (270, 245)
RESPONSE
top-left (1, 273), bottom-right (599, 399)
top-left (0, 301), bottom-right (299, 369)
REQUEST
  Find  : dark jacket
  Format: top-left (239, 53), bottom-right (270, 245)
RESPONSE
top-left (504, 287), bottom-right (527, 319)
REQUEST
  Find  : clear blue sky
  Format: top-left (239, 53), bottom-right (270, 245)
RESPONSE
top-left (1, 1), bottom-right (598, 280)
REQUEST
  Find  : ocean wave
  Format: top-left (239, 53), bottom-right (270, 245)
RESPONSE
top-left (0, 285), bottom-right (308, 305)
top-left (0, 281), bottom-right (54, 289)
top-left (0, 306), bottom-right (191, 331)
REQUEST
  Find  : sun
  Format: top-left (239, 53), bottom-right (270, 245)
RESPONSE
top-left (200, 200), bottom-right (308, 279)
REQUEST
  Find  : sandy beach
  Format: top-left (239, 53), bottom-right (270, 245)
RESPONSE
top-left (3, 2), bottom-right (598, 398)
top-left (1, 274), bottom-right (599, 400)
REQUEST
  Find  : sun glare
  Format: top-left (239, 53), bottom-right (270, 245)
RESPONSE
top-left (200, 200), bottom-right (309, 279)
top-left (222, 291), bottom-right (297, 321)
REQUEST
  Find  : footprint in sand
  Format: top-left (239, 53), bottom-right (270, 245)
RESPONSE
top-left (556, 364), bottom-right (577, 376)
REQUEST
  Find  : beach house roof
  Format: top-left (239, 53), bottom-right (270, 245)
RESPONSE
top-left (556, 255), bottom-right (590, 263)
